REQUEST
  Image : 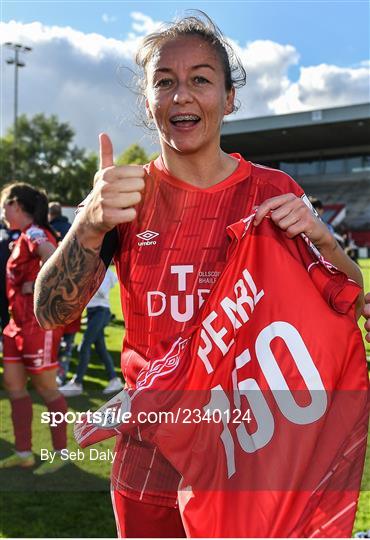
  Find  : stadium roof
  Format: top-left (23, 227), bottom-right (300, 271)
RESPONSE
top-left (221, 103), bottom-right (370, 161)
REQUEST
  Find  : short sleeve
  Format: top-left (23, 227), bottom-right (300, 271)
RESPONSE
top-left (25, 225), bottom-right (49, 254)
top-left (100, 228), bottom-right (119, 268)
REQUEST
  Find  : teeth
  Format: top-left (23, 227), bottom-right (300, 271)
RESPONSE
top-left (171, 114), bottom-right (200, 122)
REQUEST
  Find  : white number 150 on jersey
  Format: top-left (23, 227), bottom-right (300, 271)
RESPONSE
top-left (204, 321), bottom-right (327, 478)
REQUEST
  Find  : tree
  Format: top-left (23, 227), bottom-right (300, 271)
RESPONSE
top-left (116, 144), bottom-right (160, 166)
top-left (0, 114), bottom-right (98, 205)
top-left (116, 143), bottom-right (149, 165)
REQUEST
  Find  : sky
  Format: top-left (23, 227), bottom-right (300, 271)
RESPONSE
top-left (1, 0), bottom-right (369, 155)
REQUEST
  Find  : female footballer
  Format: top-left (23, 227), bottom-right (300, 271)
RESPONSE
top-left (34, 12), bottom-right (365, 536)
top-left (1, 183), bottom-right (68, 474)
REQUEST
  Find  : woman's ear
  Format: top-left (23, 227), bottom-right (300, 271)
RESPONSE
top-left (145, 98), bottom-right (153, 120)
top-left (13, 201), bottom-right (22, 214)
top-left (224, 87), bottom-right (236, 116)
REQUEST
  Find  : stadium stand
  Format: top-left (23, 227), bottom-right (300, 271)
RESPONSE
top-left (221, 103), bottom-right (370, 249)
top-left (298, 178), bottom-right (370, 230)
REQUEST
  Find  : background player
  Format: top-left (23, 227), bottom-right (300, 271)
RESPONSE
top-left (59, 267), bottom-right (123, 396)
top-left (48, 201), bottom-right (71, 241)
top-left (0, 183), bottom-right (68, 474)
top-left (34, 11), bottom-right (365, 537)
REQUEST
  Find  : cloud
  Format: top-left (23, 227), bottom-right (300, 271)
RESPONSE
top-left (1, 13), bottom-right (369, 156)
top-left (0, 15), bottom-right (158, 156)
top-left (1, 19), bottom-right (135, 60)
top-left (269, 63), bottom-right (370, 114)
top-left (229, 39), bottom-right (301, 118)
top-left (130, 12), bottom-right (163, 35)
top-left (102, 13), bottom-right (117, 24)
top-left (228, 38), bottom-right (369, 119)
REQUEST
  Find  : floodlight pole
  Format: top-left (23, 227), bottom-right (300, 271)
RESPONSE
top-left (4, 42), bottom-right (32, 176)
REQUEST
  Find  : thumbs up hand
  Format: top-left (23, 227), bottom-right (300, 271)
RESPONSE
top-left (82, 133), bottom-right (145, 235)
top-left (99, 132), bottom-right (115, 170)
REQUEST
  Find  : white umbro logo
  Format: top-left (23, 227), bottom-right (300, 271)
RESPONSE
top-left (136, 230), bottom-right (159, 241)
top-left (136, 230), bottom-right (159, 246)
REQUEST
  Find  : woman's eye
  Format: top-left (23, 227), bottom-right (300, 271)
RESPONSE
top-left (194, 76), bottom-right (209, 84)
top-left (155, 79), bottom-right (173, 88)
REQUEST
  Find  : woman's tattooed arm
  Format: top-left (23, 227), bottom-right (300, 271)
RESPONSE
top-left (34, 132), bottom-right (142, 328)
top-left (34, 231), bottom-right (106, 329)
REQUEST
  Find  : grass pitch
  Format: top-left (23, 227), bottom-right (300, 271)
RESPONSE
top-left (0, 262), bottom-right (369, 538)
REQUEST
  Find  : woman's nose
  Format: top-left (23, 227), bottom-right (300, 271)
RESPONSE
top-left (173, 82), bottom-right (193, 105)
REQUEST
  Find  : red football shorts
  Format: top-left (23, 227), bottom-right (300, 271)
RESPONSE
top-left (110, 490), bottom-right (185, 538)
top-left (3, 318), bottom-right (63, 373)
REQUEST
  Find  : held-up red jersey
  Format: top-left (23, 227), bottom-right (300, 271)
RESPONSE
top-left (111, 155), bottom-right (307, 505)
top-left (76, 215), bottom-right (368, 537)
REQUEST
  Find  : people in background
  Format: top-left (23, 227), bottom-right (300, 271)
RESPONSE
top-left (56, 315), bottom-right (82, 386)
top-left (48, 201), bottom-right (71, 240)
top-left (308, 196), bottom-right (335, 235)
top-left (48, 201), bottom-right (76, 382)
top-left (59, 268), bottom-right (122, 397)
top-left (342, 230), bottom-right (359, 263)
top-left (0, 220), bottom-right (20, 342)
top-left (0, 183), bottom-right (68, 474)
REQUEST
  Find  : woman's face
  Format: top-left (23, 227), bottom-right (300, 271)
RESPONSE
top-left (1, 199), bottom-right (22, 230)
top-left (145, 36), bottom-right (235, 157)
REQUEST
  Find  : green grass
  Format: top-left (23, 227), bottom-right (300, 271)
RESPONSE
top-left (0, 279), bottom-right (123, 538)
top-left (356, 260), bottom-right (370, 533)
top-left (1, 264), bottom-right (370, 537)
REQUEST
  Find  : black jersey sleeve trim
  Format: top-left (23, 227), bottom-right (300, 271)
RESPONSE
top-left (99, 227), bottom-right (118, 268)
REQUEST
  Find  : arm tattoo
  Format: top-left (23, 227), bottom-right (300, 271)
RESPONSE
top-left (34, 232), bottom-right (106, 328)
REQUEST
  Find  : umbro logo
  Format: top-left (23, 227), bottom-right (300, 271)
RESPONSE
top-left (137, 230), bottom-right (159, 241)
top-left (136, 230), bottom-right (159, 246)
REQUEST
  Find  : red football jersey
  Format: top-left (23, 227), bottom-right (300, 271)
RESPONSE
top-left (5, 224), bottom-right (57, 331)
top-left (112, 155), bottom-right (306, 504)
top-left (76, 215), bottom-right (368, 537)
